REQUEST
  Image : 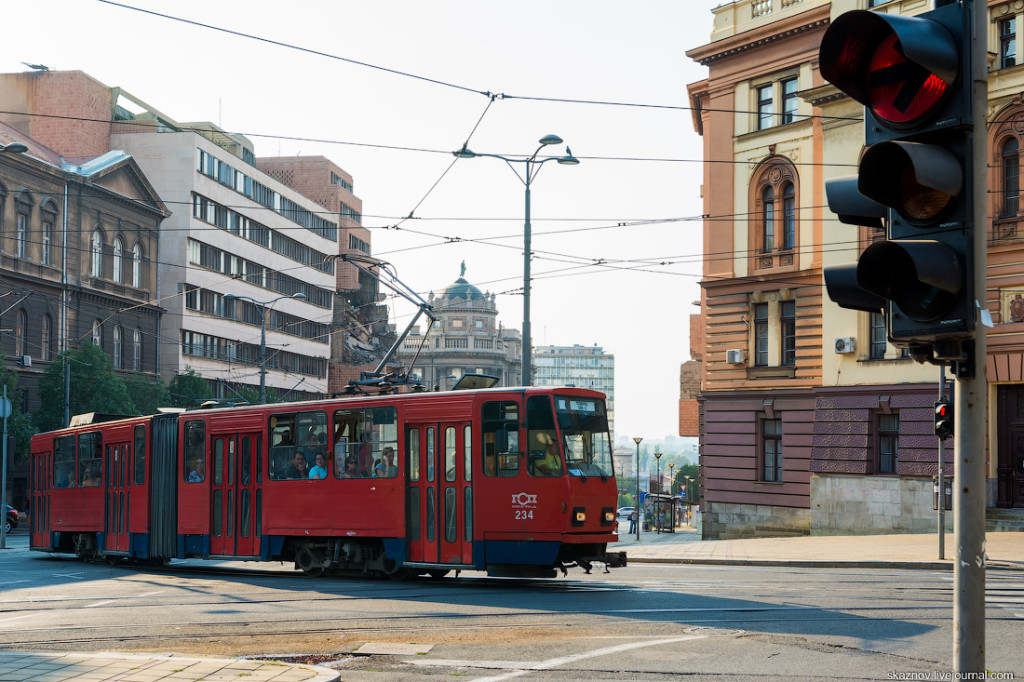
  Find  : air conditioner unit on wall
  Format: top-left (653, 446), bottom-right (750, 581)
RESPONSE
top-left (726, 349), bottom-right (745, 364)
top-left (834, 337), bottom-right (856, 354)
top-left (17, 355), bottom-right (31, 367)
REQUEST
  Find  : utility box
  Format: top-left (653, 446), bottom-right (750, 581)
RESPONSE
top-left (933, 475), bottom-right (952, 511)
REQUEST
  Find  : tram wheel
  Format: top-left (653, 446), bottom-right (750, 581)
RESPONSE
top-left (385, 567), bottom-right (411, 581)
top-left (295, 545), bottom-right (325, 578)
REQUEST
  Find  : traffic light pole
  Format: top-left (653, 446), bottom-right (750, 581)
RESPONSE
top-left (953, 0), bottom-right (988, 672)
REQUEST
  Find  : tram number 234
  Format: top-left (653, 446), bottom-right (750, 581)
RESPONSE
top-left (514, 510), bottom-right (534, 520)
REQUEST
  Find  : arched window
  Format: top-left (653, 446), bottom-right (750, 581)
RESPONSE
top-left (113, 326), bottom-right (123, 369)
top-left (132, 243), bottom-right (143, 288)
top-left (762, 186), bottom-right (775, 253)
top-left (1002, 137), bottom-right (1019, 219)
top-left (91, 319), bottom-right (102, 348)
top-left (15, 309), bottom-right (27, 357)
top-left (133, 328), bottom-right (142, 371)
top-left (782, 183), bottom-right (796, 250)
top-left (750, 157), bottom-right (799, 270)
top-left (113, 237), bottom-right (124, 284)
top-left (91, 230), bottom-right (103, 278)
top-left (42, 314), bottom-right (52, 362)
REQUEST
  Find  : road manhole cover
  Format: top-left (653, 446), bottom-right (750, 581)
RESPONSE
top-left (354, 643), bottom-right (435, 655)
top-left (684, 626), bottom-right (744, 636)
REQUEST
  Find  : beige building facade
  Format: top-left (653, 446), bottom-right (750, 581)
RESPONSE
top-left (685, 0), bottom-right (1024, 538)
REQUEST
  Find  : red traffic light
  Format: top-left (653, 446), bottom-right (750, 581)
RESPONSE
top-left (934, 400), bottom-right (954, 439)
top-left (866, 33), bottom-right (949, 125)
top-left (820, 10), bottom-right (960, 130)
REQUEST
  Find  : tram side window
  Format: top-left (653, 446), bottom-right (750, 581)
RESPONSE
top-left (134, 425), bottom-right (146, 485)
top-left (184, 420), bottom-right (206, 483)
top-left (54, 435), bottom-right (76, 488)
top-left (78, 432), bottom-right (102, 486)
top-left (268, 411), bottom-right (327, 480)
top-left (482, 401), bottom-right (520, 477)
top-left (332, 406), bottom-right (398, 479)
top-left (526, 395), bottom-right (562, 477)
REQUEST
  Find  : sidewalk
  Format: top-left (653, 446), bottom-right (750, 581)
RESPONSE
top-left (0, 651), bottom-right (340, 682)
top-left (1, 529), bottom-right (1021, 681)
top-left (615, 524), bottom-right (1024, 571)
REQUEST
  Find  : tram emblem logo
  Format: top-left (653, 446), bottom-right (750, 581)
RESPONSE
top-left (511, 492), bottom-right (537, 508)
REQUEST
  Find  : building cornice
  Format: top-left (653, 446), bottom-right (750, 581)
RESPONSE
top-left (686, 5), bottom-right (830, 67)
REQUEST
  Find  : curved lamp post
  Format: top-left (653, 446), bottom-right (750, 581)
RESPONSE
top-left (633, 437), bottom-right (642, 540)
top-left (224, 292), bottom-right (305, 403)
top-left (454, 135), bottom-right (579, 386)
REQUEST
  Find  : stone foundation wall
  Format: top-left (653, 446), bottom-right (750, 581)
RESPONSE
top-left (809, 473), bottom-right (950, 535)
top-left (701, 502), bottom-right (810, 539)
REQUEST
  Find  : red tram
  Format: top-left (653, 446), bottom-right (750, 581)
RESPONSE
top-left (29, 386), bottom-right (625, 578)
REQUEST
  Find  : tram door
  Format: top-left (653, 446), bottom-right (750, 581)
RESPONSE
top-left (105, 442), bottom-right (130, 553)
top-left (406, 422), bottom-right (473, 566)
top-left (209, 432), bottom-right (262, 557)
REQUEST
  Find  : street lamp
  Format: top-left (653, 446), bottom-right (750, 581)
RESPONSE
top-left (0, 143), bottom-right (28, 155)
top-left (223, 292), bottom-right (306, 404)
top-left (454, 135), bottom-right (579, 386)
top-left (653, 450), bottom-right (662, 533)
top-left (684, 475), bottom-right (694, 503)
top-left (669, 462), bottom-right (675, 495)
top-left (632, 437), bottom-right (642, 541)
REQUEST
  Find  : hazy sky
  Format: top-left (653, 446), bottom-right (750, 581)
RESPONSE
top-left (5, 0), bottom-right (721, 439)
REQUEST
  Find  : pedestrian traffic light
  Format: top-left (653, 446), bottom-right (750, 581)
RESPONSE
top-left (934, 399), bottom-right (954, 439)
top-left (819, 3), bottom-right (975, 357)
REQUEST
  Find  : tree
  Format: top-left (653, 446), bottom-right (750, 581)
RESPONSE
top-left (124, 372), bottom-right (168, 416)
top-left (36, 343), bottom-right (134, 432)
top-left (0, 355), bottom-right (36, 466)
top-left (166, 366), bottom-right (212, 408)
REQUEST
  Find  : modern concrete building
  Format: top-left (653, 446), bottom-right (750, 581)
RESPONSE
top-left (533, 343), bottom-right (615, 440)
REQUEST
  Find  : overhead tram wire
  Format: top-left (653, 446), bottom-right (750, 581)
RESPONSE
top-left (95, 0), bottom-right (492, 98)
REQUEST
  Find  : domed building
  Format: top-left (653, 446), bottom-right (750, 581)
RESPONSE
top-left (395, 262), bottom-right (522, 388)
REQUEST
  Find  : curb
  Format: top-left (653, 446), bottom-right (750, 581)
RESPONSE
top-left (626, 557), bottom-right (1024, 571)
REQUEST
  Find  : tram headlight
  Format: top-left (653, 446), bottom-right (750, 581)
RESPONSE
top-left (572, 507), bottom-right (586, 526)
top-left (601, 507), bottom-right (615, 526)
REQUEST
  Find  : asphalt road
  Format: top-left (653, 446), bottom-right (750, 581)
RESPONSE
top-left (0, 530), bottom-right (1020, 680)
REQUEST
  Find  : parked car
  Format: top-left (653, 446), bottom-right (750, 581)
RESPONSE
top-left (616, 506), bottom-right (635, 520)
top-left (3, 505), bottom-right (17, 534)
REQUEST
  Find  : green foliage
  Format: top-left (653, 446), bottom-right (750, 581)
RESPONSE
top-left (124, 372), bottom-right (168, 416)
top-left (36, 344), bottom-right (134, 432)
top-left (0, 355), bottom-right (36, 465)
top-left (166, 366), bottom-right (212, 408)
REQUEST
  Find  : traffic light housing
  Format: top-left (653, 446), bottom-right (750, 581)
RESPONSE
top-left (820, 3), bottom-right (975, 356)
top-left (934, 399), bottom-right (954, 439)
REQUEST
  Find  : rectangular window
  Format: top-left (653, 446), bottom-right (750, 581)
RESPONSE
top-left (16, 213), bottom-right (27, 259)
top-left (781, 77), bottom-right (798, 124)
top-left (762, 418), bottom-right (782, 482)
top-left (870, 312), bottom-right (887, 359)
top-left (1002, 18), bottom-right (1017, 69)
top-left (482, 401), bottom-right (521, 477)
top-left (754, 303), bottom-right (769, 367)
top-left (878, 413), bottom-right (899, 474)
top-left (330, 406), bottom-right (398, 480)
top-left (780, 300), bottom-right (796, 366)
top-left (757, 84), bottom-right (774, 130)
top-left (268, 411), bottom-right (329, 480)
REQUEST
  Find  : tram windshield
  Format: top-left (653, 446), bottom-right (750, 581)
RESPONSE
top-left (555, 395), bottom-right (614, 479)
